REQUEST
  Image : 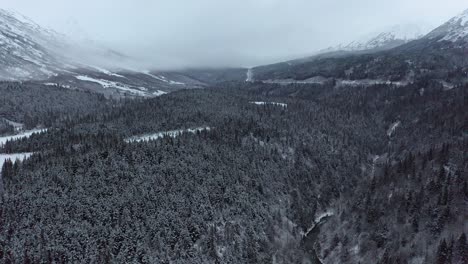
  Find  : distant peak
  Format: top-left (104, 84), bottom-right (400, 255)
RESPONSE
top-left (453, 8), bottom-right (468, 26)
top-left (325, 23), bottom-right (432, 53)
top-left (425, 8), bottom-right (468, 42)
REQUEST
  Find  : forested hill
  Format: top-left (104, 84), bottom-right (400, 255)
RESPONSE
top-left (0, 82), bottom-right (108, 130)
top-left (0, 80), bottom-right (466, 263)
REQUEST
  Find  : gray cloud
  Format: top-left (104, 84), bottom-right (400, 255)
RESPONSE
top-left (1, 0), bottom-right (467, 69)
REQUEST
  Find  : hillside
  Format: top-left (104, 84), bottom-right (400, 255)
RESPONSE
top-left (0, 79), bottom-right (466, 263)
top-left (251, 10), bottom-right (468, 86)
top-left (0, 9), bottom-right (244, 97)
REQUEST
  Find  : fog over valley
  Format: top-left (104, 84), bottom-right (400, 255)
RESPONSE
top-left (2, 0), bottom-right (467, 68)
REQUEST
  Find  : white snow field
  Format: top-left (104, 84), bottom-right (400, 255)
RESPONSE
top-left (250, 101), bottom-right (288, 107)
top-left (0, 129), bottom-right (47, 147)
top-left (0, 153), bottom-right (33, 169)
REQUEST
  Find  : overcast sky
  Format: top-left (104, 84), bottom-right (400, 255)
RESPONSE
top-left (1, 0), bottom-right (467, 69)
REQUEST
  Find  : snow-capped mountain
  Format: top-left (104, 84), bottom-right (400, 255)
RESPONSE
top-left (252, 8), bottom-right (468, 84)
top-left (325, 23), bottom-right (433, 52)
top-left (0, 9), bottom-right (211, 96)
top-left (0, 9), bottom-right (126, 80)
top-left (425, 8), bottom-right (468, 42)
top-left (0, 9), bottom-right (67, 80)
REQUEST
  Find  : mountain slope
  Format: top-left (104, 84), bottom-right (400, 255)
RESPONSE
top-left (0, 9), bottom-right (215, 97)
top-left (0, 9), bottom-right (66, 80)
top-left (251, 9), bottom-right (468, 85)
top-left (329, 23), bottom-right (432, 52)
top-left (425, 8), bottom-right (468, 42)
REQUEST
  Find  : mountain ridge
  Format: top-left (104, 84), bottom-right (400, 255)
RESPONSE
top-left (251, 9), bottom-right (468, 84)
top-left (323, 23), bottom-right (433, 53)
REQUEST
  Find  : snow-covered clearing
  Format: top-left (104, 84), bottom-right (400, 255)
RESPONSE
top-left (125, 127), bottom-right (211, 143)
top-left (142, 71), bottom-right (185, 85)
top-left (0, 153), bottom-right (33, 169)
top-left (303, 211), bottom-right (334, 237)
top-left (153, 90), bottom-right (168, 96)
top-left (2, 118), bottom-right (23, 130)
top-left (441, 81), bottom-right (454, 91)
top-left (0, 129), bottom-right (47, 147)
top-left (75, 75), bottom-right (147, 96)
top-left (250, 101), bottom-right (287, 108)
top-left (0, 127), bottom-right (46, 173)
top-left (315, 211), bottom-right (334, 223)
top-left (387, 121), bottom-right (401, 137)
top-left (91, 66), bottom-right (127, 78)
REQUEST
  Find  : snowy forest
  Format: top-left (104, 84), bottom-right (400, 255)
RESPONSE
top-left (0, 80), bottom-right (466, 263)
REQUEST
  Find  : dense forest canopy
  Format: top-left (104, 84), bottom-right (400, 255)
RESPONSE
top-left (0, 80), bottom-right (466, 263)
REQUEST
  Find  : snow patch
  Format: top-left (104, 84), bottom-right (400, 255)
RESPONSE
top-left (0, 153), bottom-right (33, 169)
top-left (43, 82), bottom-right (72, 89)
top-left (441, 81), bottom-right (454, 91)
top-left (75, 75), bottom-right (147, 96)
top-left (387, 121), bottom-right (401, 137)
top-left (250, 101), bottom-right (287, 108)
top-left (315, 211), bottom-right (334, 224)
top-left (0, 129), bottom-right (47, 147)
top-left (142, 71), bottom-right (185, 85)
top-left (152, 90), bottom-right (167, 96)
top-left (303, 211), bottom-right (334, 237)
top-left (90, 66), bottom-right (127, 78)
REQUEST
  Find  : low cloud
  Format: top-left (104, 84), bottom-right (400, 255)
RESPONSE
top-left (2, 0), bottom-right (467, 69)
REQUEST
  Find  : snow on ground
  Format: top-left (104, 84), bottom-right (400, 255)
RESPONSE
top-left (125, 127), bottom-right (211, 143)
top-left (142, 71), bottom-right (185, 85)
top-left (153, 90), bottom-right (168, 96)
top-left (303, 211), bottom-right (335, 237)
top-left (246, 68), bottom-right (254, 82)
top-left (43, 83), bottom-right (73, 89)
top-left (2, 118), bottom-right (23, 129)
top-left (75, 75), bottom-right (147, 96)
top-left (338, 79), bottom-right (408, 87)
top-left (441, 81), bottom-right (454, 91)
top-left (250, 101), bottom-right (287, 108)
top-left (168, 80), bottom-right (185, 85)
top-left (142, 71), bottom-right (167, 82)
top-left (351, 245), bottom-right (360, 255)
top-left (0, 153), bottom-right (33, 169)
top-left (0, 129), bottom-right (47, 147)
top-left (314, 211), bottom-right (334, 224)
top-left (387, 121), bottom-right (401, 137)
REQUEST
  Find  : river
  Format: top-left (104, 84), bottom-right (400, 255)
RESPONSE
top-left (302, 214), bottom-right (333, 264)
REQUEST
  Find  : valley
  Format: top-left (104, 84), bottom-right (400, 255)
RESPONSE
top-left (0, 5), bottom-right (467, 264)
